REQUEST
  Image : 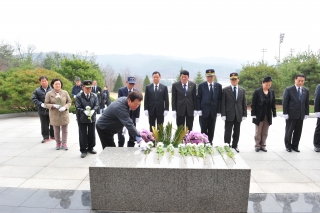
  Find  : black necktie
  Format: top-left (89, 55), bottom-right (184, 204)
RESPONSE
top-left (155, 85), bottom-right (158, 92)
top-left (298, 87), bottom-right (302, 100)
top-left (183, 84), bottom-right (187, 96)
top-left (129, 90), bottom-right (132, 93)
top-left (210, 84), bottom-right (213, 99)
top-left (233, 87), bottom-right (237, 99)
top-left (87, 94), bottom-right (89, 99)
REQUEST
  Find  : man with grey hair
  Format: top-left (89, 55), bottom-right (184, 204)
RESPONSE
top-left (72, 77), bottom-right (82, 98)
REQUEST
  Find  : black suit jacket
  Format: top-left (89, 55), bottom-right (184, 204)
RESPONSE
top-left (118, 86), bottom-right (140, 119)
top-left (196, 81), bottom-right (222, 118)
top-left (314, 84), bottom-right (320, 112)
top-left (144, 83), bottom-right (169, 116)
top-left (251, 88), bottom-right (276, 126)
top-left (92, 86), bottom-right (102, 94)
top-left (221, 85), bottom-right (247, 122)
top-left (172, 81), bottom-right (197, 116)
top-left (282, 85), bottom-right (309, 120)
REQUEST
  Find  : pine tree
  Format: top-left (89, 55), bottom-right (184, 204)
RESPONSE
top-left (113, 74), bottom-right (123, 92)
top-left (142, 75), bottom-right (151, 92)
top-left (194, 71), bottom-right (204, 86)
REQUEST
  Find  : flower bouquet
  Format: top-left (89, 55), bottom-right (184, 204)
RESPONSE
top-left (205, 143), bottom-right (214, 164)
top-left (166, 144), bottom-right (174, 162)
top-left (138, 129), bottom-right (155, 162)
top-left (144, 142), bottom-right (154, 162)
top-left (182, 131), bottom-right (209, 163)
top-left (55, 94), bottom-right (61, 107)
top-left (224, 144), bottom-right (236, 164)
top-left (156, 142), bottom-right (165, 163)
top-left (85, 106), bottom-right (92, 122)
top-left (178, 144), bottom-right (187, 164)
top-left (216, 146), bottom-right (227, 165)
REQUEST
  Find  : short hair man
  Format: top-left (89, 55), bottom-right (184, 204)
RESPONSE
top-left (283, 73), bottom-right (309, 152)
top-left (72, 77), bottom-right (82, 98)
top-left (75, 80), bottom-right (99, 158)
top-left (32, 76), bottom-right (55, 143)
top-left (221, 72), bottom-right (247, 153)
top-left (144, 71), bottom-right (169, 132)
top-left (117, 77), bottom-right (141, 147)
top-left (196, 69), bottom-right (222, 144)
top-left (96, 91), bottom-right (148, 151)
top-left (171, 70), bottom-right (197, 130)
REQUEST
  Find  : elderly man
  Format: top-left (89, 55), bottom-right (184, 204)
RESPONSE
top-left (76, 80), bottom-right (99, 158)
top-left (32, 76), bottom-right (55, 143)
top-left (196, 69), bottom-right (222, 144)
top-left (72, 77), bottom-right (82, 98)
top-left (96, 91), bottom-right (148, 151)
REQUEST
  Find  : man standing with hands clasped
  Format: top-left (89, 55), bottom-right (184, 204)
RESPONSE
top-left (221, 72), bottom-right (247, 153)
top-left (76, 80), bottom-right (99, 158)
top-left (282, 73), bottom-right (309, 153)
top-left (144, 71), bottom-right (169, 132)
top-left (171, 70), bottom-right (197, 131)
top-left (196, 69), bottom-right (222, 144)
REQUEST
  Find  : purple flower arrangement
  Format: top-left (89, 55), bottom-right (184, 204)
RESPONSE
top-left (139, 129), bottom-right (155, 142)
top-left (183, 131), bottom-right (209, 145)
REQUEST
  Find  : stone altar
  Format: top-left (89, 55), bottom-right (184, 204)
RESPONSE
top-left (89, 147), bottom-right (251, 212)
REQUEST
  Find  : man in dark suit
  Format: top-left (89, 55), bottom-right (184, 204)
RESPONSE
top-left (92, 80), bottom-right (102, 114)
top-left (196, 69), bottom-right (222, 144)
top-left (144, 71), bottom-right (169, 132)
top-left (313, 84), bottom-right (320, 152)
top-left (117, 76), bottom-right (141, 147)
top-left (172, 70), bottom-right (197, 131)
top-left (221, 72), bottom-right (247, 153)
top-left (283, 73), bottom-right (309, 152)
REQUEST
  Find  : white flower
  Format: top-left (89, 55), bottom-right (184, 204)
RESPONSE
top-left (198, 143), bottom-right (204, 147)
top-left (205, 143), bottom-right (212, 147)
top-left (86, 106), bottom-right (91, 110)
top-left (178, 144), bottom-right (185, 148)
top-left (147, 141), bottom-right (154, 147)
top-left (55, 94), bottom-right (60, 98)
top-left (190, 143), bottom-right (195, 147)
top-left (186, 143), bottom-right (192, 147)
top-left (157, 142), bottom-right (164, 147)
top-left (168, 144), bottom-right (174, 148)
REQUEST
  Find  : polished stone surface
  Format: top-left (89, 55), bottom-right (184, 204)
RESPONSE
top-left (0, 188), bottom-right (320, 213)
top-left (90, 147), bottom-right (250, 212)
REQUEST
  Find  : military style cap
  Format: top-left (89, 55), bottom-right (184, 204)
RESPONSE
top-left (82, 80), bottom-right (93, 88)
top-left (206, 69), bottom-right (215, 76)
top-left (230, 72), bottom-right (239, 79)
top-left (127, 77), bottom-right (136, 84)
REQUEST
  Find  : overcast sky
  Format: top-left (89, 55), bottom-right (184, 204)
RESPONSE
top-left (1, 0), bottom-right (320, 64)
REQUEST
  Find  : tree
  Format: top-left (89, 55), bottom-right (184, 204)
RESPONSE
top-left (239, 61), bottom-right (281, 104)
top-left (113, 74), bottom-right (123, 92)
top-left (100, 63), bottom-right (116, 91)
top-left (0, 42), bottom-right (15, 72)
top-left (0, 68), bottom-right (72, 112)
top-left (175, 67), bottom-right (184, 82)
top-left (56, 55), bottom-right (104, 86)
top-left (142, 75), bottom-right (151, 92)
top-left (296, 56), bottom-right (320, 99)
top-left (193, 71), bottom-right (204, 87)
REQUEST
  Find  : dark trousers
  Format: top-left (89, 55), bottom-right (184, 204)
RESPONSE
top-left (148, 110), bottom-right (164, 132)
top-left (176, 109), bottom-right (194, 131)
top-left (200, 114), bottom-right (217, 144)
top-left (96, 126), bottom-right (116, 149)
top-left (39, 114), bottom-right (54, 139)
top-left (117, 122), bottom-right (136, 147)
top-left (79, 122), bottom-right (96, 153)
top-left (313, 118), bottom-right (320, 148)
top-left (285, 119), bottom-right (303, 149)
top-left (224, 117), bottom-right (241, 148)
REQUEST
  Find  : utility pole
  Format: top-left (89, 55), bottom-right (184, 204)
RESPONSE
top-left (261, 49), bottom-right (267, 60)
top-left (279, 33), bottom-right (285, 63)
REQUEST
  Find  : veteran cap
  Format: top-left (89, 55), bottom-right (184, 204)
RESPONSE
top-left (206, 69), bottom-right (215, 76)
top-left (230, 72), bottom-right (239, 79)
top-left (127, 77), bottom-right (136, 84)
top-left (82, 80), bottom-right (93, 88)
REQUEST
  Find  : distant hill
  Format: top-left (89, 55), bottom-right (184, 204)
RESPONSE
top-left (96, 54), bottom-right (243, 80)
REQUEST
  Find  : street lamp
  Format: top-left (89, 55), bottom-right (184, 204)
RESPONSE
top-left (261, 48), bottom-right (267, 61)
top-left (279, 33), bottom-right (285, 62)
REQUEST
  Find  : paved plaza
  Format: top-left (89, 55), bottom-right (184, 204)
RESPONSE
top-left (0, 110), bottom-right (319, 212)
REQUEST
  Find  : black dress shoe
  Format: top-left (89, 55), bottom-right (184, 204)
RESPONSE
top-left (286, 148), bottom-right (292, 152)
top-left (255, 148), bottom-right (260, 152)
top-left (81, 153), bottom-right (87, 158)
top-left (88, 150), bottom-right (97, 154)
top-left (292, 148), bottom-right (300, 152)
top-left (315, 147), bottom-right (320, 152)
top-left (233, 147), bottom-right (239, 153)
top-left (260, 147), bottom-right (267, 152)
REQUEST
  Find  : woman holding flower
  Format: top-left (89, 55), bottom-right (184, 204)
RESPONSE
top-left (45, 78), bottom-right (72, 150)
